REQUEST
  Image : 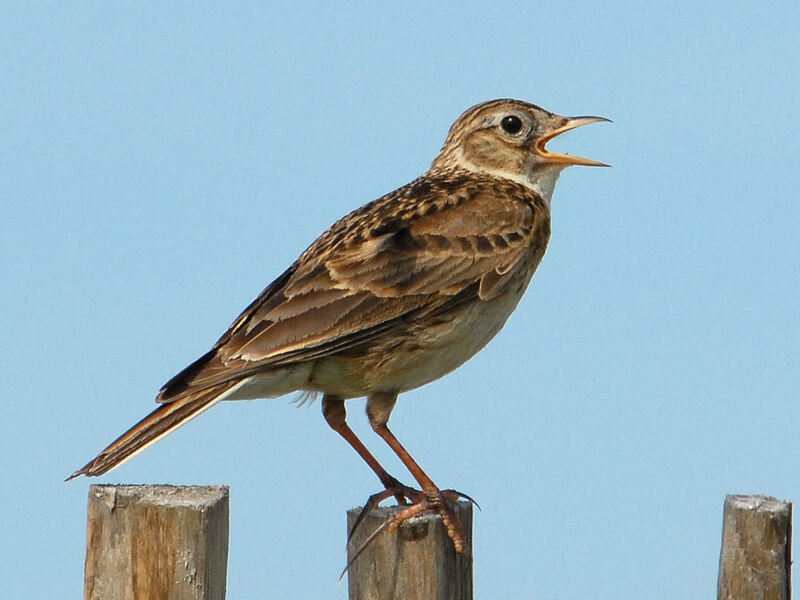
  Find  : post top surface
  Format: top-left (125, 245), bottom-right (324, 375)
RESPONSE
top-left (89, 484), bottom-right (229, 508)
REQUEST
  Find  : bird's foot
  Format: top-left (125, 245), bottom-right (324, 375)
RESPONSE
top-left (346, 478), bottom-right (420, 545)
top-left (343, 485), bottom-right (478, 577)
top-left (384, 488), bottom-right (472, 553)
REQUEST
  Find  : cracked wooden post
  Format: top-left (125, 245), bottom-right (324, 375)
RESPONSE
top-left (83, 485), bottom-right (229, 600)
top-left (717, 494), bottom-right (792, 600)
top-left (346, 502), bottom-right (473, 600)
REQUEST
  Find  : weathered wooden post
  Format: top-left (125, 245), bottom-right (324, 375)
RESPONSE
top-left (717, 494), bottom-right (792, 600)
top-left (83, 484), bottom-right (229, 600)
top-left (346, 502), bottom-right (473, 600)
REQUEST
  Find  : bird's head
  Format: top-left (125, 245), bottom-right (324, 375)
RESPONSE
top-left (433, 99), bottom-right (610, 205)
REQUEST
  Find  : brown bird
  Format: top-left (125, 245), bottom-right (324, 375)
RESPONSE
top-left (68, 99), bottom-right (608, 554)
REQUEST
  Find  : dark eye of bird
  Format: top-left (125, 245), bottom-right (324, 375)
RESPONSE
top-left (500, 115), bottom-right (523, 135)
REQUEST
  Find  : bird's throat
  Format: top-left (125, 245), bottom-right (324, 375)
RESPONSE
top-left (524, 165), bottom-right (565, 211)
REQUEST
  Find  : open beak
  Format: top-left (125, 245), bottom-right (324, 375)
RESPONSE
top-left (534, 116), bottom-right (611, 167)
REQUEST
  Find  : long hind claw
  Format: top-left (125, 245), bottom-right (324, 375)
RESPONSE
top-left (347, 481), bottom-right (423, 543)
top-left (347, 488), bottom-right (397, 545)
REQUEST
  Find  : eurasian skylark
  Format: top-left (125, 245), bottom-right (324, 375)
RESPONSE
top-left (69, 99), bottom-right (608, 555)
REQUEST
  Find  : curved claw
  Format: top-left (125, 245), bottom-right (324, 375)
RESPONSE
top-left (347, 481), bottom-right (424, 544)
top-left (342, 502), bottom-right (432, 580)
top-left (442, 488), bottom-right (481, 511)
top-left (347, 488), bottom-right (397, 545)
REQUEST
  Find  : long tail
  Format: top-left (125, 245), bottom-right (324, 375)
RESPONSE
top-left (67, 382), bottom-right (238, 480)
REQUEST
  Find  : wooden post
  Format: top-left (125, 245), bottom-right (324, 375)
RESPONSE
top-left (84, 484), bottom-right (229, 600)
top-left (346, 502), bottom-right (473, 600)
top-left (718, 494), bottom-right (792, 600)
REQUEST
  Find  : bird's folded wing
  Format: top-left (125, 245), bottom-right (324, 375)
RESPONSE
top-left (158, 182), bottom-right (541, 402)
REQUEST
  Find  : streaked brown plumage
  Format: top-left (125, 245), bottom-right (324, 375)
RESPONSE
top-left (68, 98), bottom-right (608, 555)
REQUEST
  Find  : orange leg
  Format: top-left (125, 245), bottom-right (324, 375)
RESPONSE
top-left (365, 392), bottom-right (469, 555)
top-left (321, 395), bottom-right (411, 501)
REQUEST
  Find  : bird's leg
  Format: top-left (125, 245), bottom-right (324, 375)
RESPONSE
top-left (365, 392), bottom-right (436, 488)
top-left (364, 392), bottom-right (471, 555)
top-left (321, 395), bottom-right (414, 505)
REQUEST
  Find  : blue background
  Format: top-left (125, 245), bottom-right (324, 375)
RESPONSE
top-left (3, 2), bottom-right (799, 597)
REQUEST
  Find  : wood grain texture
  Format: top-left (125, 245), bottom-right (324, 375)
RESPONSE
top-left (717, 494), bottom-right (792, 600)
top-left (83, 485), bottom-right (229, 600)
top-left (346, 502), bottom-right (473, 600)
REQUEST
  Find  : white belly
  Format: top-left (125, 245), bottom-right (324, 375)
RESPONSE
top-left (308, 272), bottom-right (533, 398)
top-left (226, 264), bottom-right (537, 401)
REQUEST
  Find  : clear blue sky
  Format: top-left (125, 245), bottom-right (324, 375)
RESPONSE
top-left (3, 3), bottom-right (799, 598)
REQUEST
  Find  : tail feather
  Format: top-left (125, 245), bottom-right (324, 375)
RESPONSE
top-left (67, 382), bottom-right (238, 480)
